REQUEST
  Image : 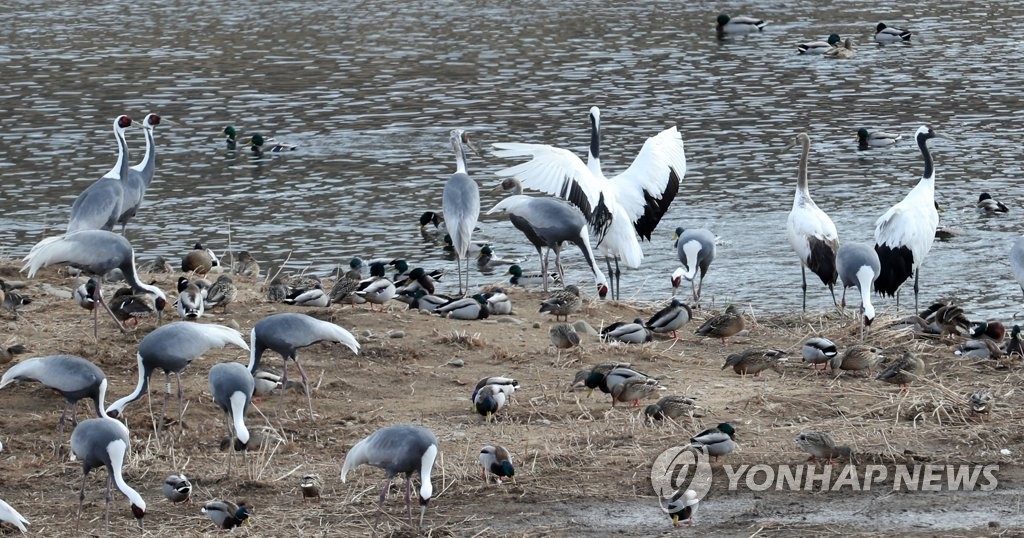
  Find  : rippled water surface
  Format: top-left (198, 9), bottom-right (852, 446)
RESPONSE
top-left (2, 0), bottom-right (1024, 318)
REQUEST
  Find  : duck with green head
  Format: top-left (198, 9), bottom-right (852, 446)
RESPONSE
top-left (716, 14), bottom-right (766, 38)
top-left (797, 33), bottom-right (841, 54)
top-left (857, 128), bottom-right (902, 150)
top-left (246, 133), bottom-right (296, 156)
top-left (689, 422), bottom-right (737, 462)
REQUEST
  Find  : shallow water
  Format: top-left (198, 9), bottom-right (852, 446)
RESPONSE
top-left (2, 0), bottom-right (1023, 320)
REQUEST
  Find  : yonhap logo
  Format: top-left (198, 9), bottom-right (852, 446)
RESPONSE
top-left (650, 445), bottom-right (713, 506)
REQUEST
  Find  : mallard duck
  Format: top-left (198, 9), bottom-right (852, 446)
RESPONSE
top-left (602, 318), bottom-right (653, 344)
top-left (300, 474), bottom-right (322, 502)
top-left (802, 337), bottom-right (838, 371)
top-left (722, 348), bottom-right (787, 376)
top-left (968, 389), bottom-right (993, 415)
top-left (875, 22), bottom-right (911, 43)
top-left (139, 255), bottom-right (174, 273)
top-left (507, 264), bottom-right (560, 289)
top-left (611, 377), bottom-right (661, 407)
top-left (602, 366), bottom-right (651, 398)
top-left (473, 381), bottom-right (517, 422)
top-left (695, 305), bottom-right (745, 343)
top-left (931, 304), bottom-right (971, 336)
top-left (267, 277), bottom-right (289, 303)
top-left (479, 445), bottom-right (515, 484)
top-left (797, 33), bottom-right (841, 54)
top-left (477, 245), bottom-right (520, 271)
top-left (955, 339), bottom-right (1004, 360)
top-left (329, 273), bottom-right (361, 305)
top-left (716, 14), bottom-right (766, 38)
top-left (73, 278), bottom-right (97, 311)
top-left (572, 363), bottom-right (635, 396)
top-left (247, 133), bottom-right (295, 156)
top-left (355, 262), bottom-right (396, 311)
top-left (176, 278), bottom-right (205, 320)
top-left (830, 344), bottom-right (883, 375)
top-left (204, 275), bottom-right (237, 313)
top-left (181, 242), bottom-right (218, 275)
top-left (442, 233), bottom-right (487, 258)
top-left (875, 351), bottom-right (925, 390)
top-left (539, 285), bottom-right (581, 322)
top-left (283, 282), bottom-right (329, 307)
top-left (689, 423), bottom-right (737, 461)
top-left (856, 128), bottom-right (902, 150)
top-left (644, 395), bottom-right (703, 421)
top-left (970, 320), bottom-right (1006, 341)
top-left (252, 369), bottom-right (283, 400)
top-left (202, 499), bottom-right (249, 529)
top-left (666, 489), bottom-right (699, 527)
top-left (437, 294), bottom-right (489, 320)
top-left (550, 323), bottom-right (580, 350)
top-left (163, 473), bottom-right (192, 504)
top-left (794, 432), bottom-right (853, 463)
top-left (484, 289), bottom-right (512, 315)
top-left (232, 250), bottom-right (261, 278)
top-left (111, 287), bottom-right (164, 326)
top-left (976, 193), bottom-right (1008, 213)
top-left (223, 126), bottom-right (238, 150)
top-left (0, 344), bottom-right (27, 366)
top-left (405, 290), bottom-right (449, 312)
top-left (471, 376), bottom-right (519, 402)
top-left (419, 210), bottom-right (446, 234)
top-left (398, 267), bottom-right (437, 295)
top-left (1006, 325), bottom-right (1023, 357)
top-left (646, 299), bottom-right (692, 339)
top-left (823, 38), bottom-right (855, 59)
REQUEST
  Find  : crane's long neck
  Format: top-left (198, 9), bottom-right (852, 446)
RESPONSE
top-left (111, 125), bottom-right (130, 181)
top-left (796, 137), bottom-right (811, 198)
top-left (419, 443), bottom-right (438, 500)
top-left (587, 112), bottom-right (602, 177)
top-left (247, 329), bottom-right (262, 372)
top-left (135, 127), bottom-right (156, 186)
top-left (575, 224), bottom-right (607, 287)
top-left (107, 439), bottom-right (146, 511)
top-left (121, 249), bottom-right (164, 300)
top-left (918, 134), bottom-right (934, 181)
top-left (107, 354), bottom-right (149, 414)
top-left (230, 391), bottom-right (250, 444)
top-left (857, 266), bottom-right (875, 321)
top-left (452, 137), bottom-right (467, 174)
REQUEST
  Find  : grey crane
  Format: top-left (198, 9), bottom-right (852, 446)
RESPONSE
top-left (0, 354), bottom-right (105, 436)
top-left (69, 378), bottom-right (146, 530)
top-left (105, 323), bottom-right (248, 433)
top-left (441, 129), bottom-right (480, 295)
top-left (22, 230), bottom-right (167, 336)
top-left (340, 424), bottom-right (439, 526)
top-left (68, 115), bottom-right (136, 233)
top-left (118, 113), bottom-right (169, 233)
top-left (488, 179), bottom-right (608, 296)
top-left (248, 312), bottom-right (360, 416)
top-left (209, 361), bottom-right (255, 472)
top-left (837, 242), bottom-right (881, 338)
top-left (0, 498), bottom-right (28, 534)
top-left (673, 227), bottom-right (716, 303)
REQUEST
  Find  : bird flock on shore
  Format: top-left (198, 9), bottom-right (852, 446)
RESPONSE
top-left (0, 14), bottom-right (1019, 534)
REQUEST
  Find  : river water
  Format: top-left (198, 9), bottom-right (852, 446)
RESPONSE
top-left (2, 0), bottom-right (1023, 319)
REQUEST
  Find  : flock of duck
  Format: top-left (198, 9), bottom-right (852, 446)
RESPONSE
top-left (0, 15), bottom-right (1018, 530)
top-left (717, 13), bottom-right (913, 59)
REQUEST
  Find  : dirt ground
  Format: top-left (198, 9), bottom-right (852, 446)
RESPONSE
top-left (0, 260), bottom-right (1022, 537)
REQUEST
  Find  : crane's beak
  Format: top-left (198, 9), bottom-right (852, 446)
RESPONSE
top-left (162, 118), bottom-right (183, 127)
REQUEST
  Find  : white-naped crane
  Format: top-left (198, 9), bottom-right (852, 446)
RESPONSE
top-left (68, 115), bottom-right (136, 233)
top-left (785, 133), bottom-right (838, 311)
top-left (118, 113), bottom-right (174, 234)
top-left (873, 126), bottom-right (940, 312)
top-left (442, 129), bottom-right (480, 296)
top-left (493, 106), bottom-right (686, 300)
top-left (837, 242), bottom-right (881, 339)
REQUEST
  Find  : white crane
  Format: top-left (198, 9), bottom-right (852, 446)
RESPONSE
top-left (785, 133), bottom-right (838, 311)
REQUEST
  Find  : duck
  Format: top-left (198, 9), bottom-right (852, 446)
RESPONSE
top-left (539, 285), bottom-right (581, 322)
top-left (716, 14), bottom-right (766, 38)
top-left (611, 377), bottom-right (661, 407)
top-left (163, 474), bottom-right (192, 504)
top-left (222, 126), bottom-right (239, 150)
top-left (931, 304), bottom-right (971, 336)
top-left (801, 337), bottom-right (838, 371)
top-left (477, 245), bottom-right (520, 271)
top-left (204, 275), bottom-right (237, 313)
top-left (955, 339), bottom-right (1004, 360)
top-left (645, 299), bottom-right (692, 339)
top-left (484, 289), bottom-right (512, 315)
top-left (479, 445), bottom-right (515, 484)
top-left (976, 193), bottom-right (1008, 213)
top-left (797, 33), bottom-right (841, 54)
top-left (473, 381), bottom-right (517, 422)
top-left (794, 432), bottom-right (853, 463)
top-left (602, 318), bottom-right (653, 344)
top-left (823, 38), bottom-right (855, 59)
top-left (970, 320), bottom-right (1006, 341)
top-left (572, 363), bottom-right (637, 396)
top-left (689, 423), bottom-right (737, 462)
top-left (875, 351), bottom-right (925, 390)
top-left (1006, 325), bottom-right (1023, 357)
top-left (829, 345), bottom-right (883, 376)
top-left (232, 251), bottom-right (260, 278)
top-left (403, 290), bottom-right (447, 313)
top-left (722, 348), bottom-right (787, 376)
top-left (549, 323), bottom-right (581, 350)
top-left (857, 128), bottom-right (902, 150)
top-left (300, 474), bottom-right (322, 502)
top-left (968, 390), bottom-right (994, 416)
top-left (0, 344), bottom-right (27, 366)
top-left (252, 369), bottom-right (283, 400)
top-left (666, 489), bottom-right (699, 528)
top-left (138, 255), bottom-right (174, 273)
top-left (355, 262), bottom-right (396, 311)
top-left (695, 305), bottom-right (745, 343)
top-left (398, 267), bottom-right (437, 295)
top-left (283, 282), bottom-right (329, 307)
top-left (419, 210), bottom-right (446, 239)
top-left (73, 278), bottom-right (98, 311)
top-left (181, 242), bottom-right (218, 275)
top-left (436, 294), bottom-right (490, 320)
top-left (442, 233), bottom-right (486, 258)
top-left (644, 395), bottom-right (704, 421)
top-left (111, 287), bottom-right (165, 327)
top-left (176, 278), bottom-right (205, 320)
top-left (507, 264), bottom-right (560, 289)
top-left (267, 277), bottom-right (290, 303)
top-left (247, 133), bottom-right (295, 156)
top-left (470, 376), bottom-right (519, 403)
top-left (875, 22), bottom-right (912, 43)
top-left (202, 499), bottom-right (249, 529)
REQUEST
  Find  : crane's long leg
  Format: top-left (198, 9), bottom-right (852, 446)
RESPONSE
top-left (913, 268), bottom-right (920, 313)
top-left (801, 266), bottom-right (808, 312)
top-left (614, 257), bottom-right (621, 301)
top-left (829, 283), bottom-right (837, 306)
top-left (280, 357), bottom-right (290, 407)
top-left (605, 257), bottom-right (614, 300)
top-left (104, 471), bottom-right (113, 532)
top-left (541, 249), bottom-right (550, 292)
top-left (160, 371), bottom-right (170, 434)
top-left (77, 471), bottom-right (87, 531)
top-left (295, 358), bottom-right (315, 417)
top-left (94, 280), bottom-right (128, 334)
top-left (176, 371), bottom-right (184, 434)
top-left (405, 474), bottom-right (414, 523)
